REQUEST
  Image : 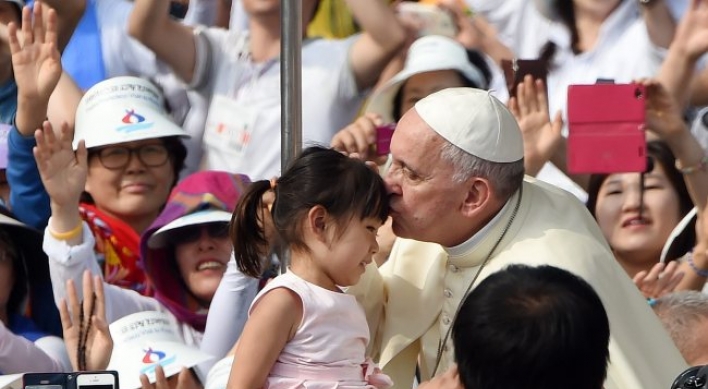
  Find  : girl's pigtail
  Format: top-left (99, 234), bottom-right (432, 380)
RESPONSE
top-left (230, 180), bottom-right (272, 278)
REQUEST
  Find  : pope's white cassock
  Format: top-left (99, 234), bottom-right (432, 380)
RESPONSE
top-left (350, 176), bottom-right (688, 389)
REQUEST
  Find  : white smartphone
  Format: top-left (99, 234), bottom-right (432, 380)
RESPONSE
top-left (74, 373), bottom-right (117, 389)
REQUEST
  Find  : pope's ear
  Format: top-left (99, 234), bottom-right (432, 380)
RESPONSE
top-left (460, 177), bottom-right (492, 217)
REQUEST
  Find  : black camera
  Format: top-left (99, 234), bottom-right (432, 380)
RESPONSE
top-left (673, 366), bottom-right (708, 389)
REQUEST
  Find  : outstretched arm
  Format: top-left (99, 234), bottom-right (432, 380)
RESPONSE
top-left (128, 0), bottom-right (197, 83)
top-left (640, 0), bottom-right (677, 50)
top-left (345, 0), bottom-right (407, 91)
top-left (657, 0), bottom-right (708, 108)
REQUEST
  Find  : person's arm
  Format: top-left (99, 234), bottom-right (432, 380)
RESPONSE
top-left (44, 220), bottom-right (164, 323)
top-left (0, 323), bottom-right (65, 373)
top-left (657, 0), bottom-right (708, 109)
top-left (195, 258), bottom-right (258, 382)
top-left (127, 0), bottom-right (197, 84)
top-left (10, 3), bottom-right (62, 139)
top-left (227, 289), bottom-right (300, 389)
top-left (41, 0), bottom-right (86, 53)
top-left (7, 126), bottom-right (50, 229)
top-left (676, 205), bottom-right (708, 292)
top-left (642, 79), bottom-right (708, 212)
top-left (345, 0), bottom-right (407, 91)
top-left (7, 2), bottom-right (66, 229)
top-left (438, 0), bottom-right (513, 67)
top-left (640, 0), bottom-right (677, 50)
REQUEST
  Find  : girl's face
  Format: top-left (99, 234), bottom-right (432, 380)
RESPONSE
top-left (173, 223), bottom-right (232, 305)
top-left (85, 139), bottom-right (175, 231)
top-left (319, 216), bottom-right (382, 288)
top-left (594, 163), bottom-right (681, 269)
top-left (400, 70), bottom-right (467, 118)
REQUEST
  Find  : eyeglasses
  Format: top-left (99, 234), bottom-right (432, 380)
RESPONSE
top-left (92, 143), bottom-right (170, 170)
top-left (168, 223), bottom-right (230, 244)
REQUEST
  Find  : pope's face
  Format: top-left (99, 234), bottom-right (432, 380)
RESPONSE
top-left (384, 109), bottom-right (471, 247)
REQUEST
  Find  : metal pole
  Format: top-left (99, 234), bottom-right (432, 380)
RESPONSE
top-left (280, 0), bottom-right (302, 274)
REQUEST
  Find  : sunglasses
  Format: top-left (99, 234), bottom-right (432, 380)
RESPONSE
top-left (168, 222), bottom-right (230, 244)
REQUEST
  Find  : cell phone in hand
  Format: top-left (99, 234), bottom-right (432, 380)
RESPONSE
top-left (74, 372), bottom-right (118, 389)
top-left (501, 58), bottom-right (548, 98)
top-left (375, 123), bottom-right (396, 156)
top-left (23, 373), bottom-right (69, 389)
top-left (567, 82), bottom-right (647, 174)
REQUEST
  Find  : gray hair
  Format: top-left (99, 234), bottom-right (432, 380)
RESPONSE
top-left (439, 141), bottom-right (525, 201)
top-left (653, 291), bottom-right (708, 362)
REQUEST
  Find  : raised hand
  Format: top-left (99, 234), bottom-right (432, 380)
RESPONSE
top-left (140, 366), bottom-right (202, 389)
top-left (60, 270), bottom-right (113, 371)
top-left (508, 75), bottom-right (563, 176)
top-left (331, 113), bottom-right (389, 165)
top-left (33, 121), bottom-right (87, 209)
top-left (673, 0), bottom-right (708, 62)
top-left (633, 261), bottom-right (684, 300)
top-left (639, 79), bottom-right (689, 146)
top-left (8, 2), bottom-right (61, 111)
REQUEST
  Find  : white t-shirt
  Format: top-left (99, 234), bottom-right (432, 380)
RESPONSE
top-left (190, 28), bottom-right (365, 180)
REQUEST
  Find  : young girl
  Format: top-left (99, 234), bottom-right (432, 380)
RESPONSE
top-left (227, 146), bottom-right (392, 389)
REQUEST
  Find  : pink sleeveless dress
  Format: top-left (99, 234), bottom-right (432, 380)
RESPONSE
top-left (250, 272), bottom-right (392, 389)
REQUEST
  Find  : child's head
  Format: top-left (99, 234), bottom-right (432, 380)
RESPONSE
top-left (232, 146), bottom-right (389, 279)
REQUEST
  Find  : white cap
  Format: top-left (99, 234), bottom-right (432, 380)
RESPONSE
top-left (147, 209), bottom-right (232, 249)
top-left (414, 87), bottom-right (524, 163)
top-left (364, 35), bottom-right (487, 124)
top-left (107, 311), bottom-right (213, 389)
top-left (74, 76), bottom-right (189, 150)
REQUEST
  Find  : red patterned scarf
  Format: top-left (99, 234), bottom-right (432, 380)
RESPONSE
top-left (79, 203), bottom-right (152, 296)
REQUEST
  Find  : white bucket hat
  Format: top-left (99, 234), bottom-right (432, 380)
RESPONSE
top-left (147, 209), bottom-right (233, 249)
top-left (106, 311), bottom-right (213, 389)
top-left (73, 76), bottom-right (189, 150)
top-left (364, 35), bottom-right (487, 124)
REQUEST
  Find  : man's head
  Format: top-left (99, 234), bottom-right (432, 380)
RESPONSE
top-left (385, 88), bottom-right (525, 247)
top-left (452, 264), bottom-right (610, 389)
top-left (653, 291), bottom-right (708, 366)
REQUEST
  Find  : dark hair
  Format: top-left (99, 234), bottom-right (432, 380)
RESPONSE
top-left (231, 146), bottom-right (389, 278)
top-left (391, 50), bottom-right (492, 122)
top-left (452, 264), bottom-right (610, 389)
top-left (0, 227), bottom-right (25, 316)
top-left (585, 140), bottom-right (695, 260)
top-left (82, 136), bottom-right (187, 204)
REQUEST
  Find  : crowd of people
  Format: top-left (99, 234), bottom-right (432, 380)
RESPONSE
top-left (3, 0), bottom-right (708, 388)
